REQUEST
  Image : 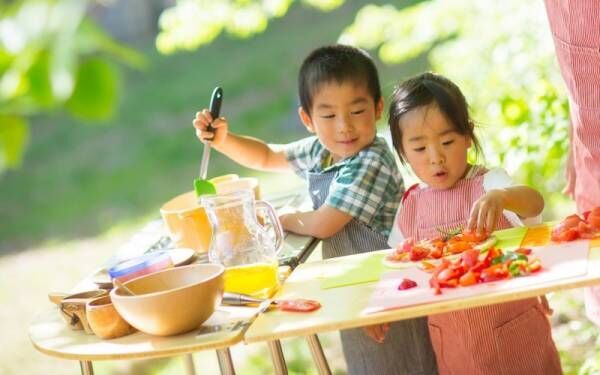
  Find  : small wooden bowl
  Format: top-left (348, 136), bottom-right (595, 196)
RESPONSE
top-left (55, 290), bottom-right (108, 333)
top-left (86, 296), bottom-right (135, 339)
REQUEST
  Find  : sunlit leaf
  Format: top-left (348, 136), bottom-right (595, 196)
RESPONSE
top-left (65, 58), bottom-right (119, 121)
top-left (0, 114), bottom-right (29, 170)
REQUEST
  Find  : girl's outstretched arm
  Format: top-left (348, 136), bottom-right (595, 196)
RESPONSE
top-left (467, 186), bottom-right (544, 234)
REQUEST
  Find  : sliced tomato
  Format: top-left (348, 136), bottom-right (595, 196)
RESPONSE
top-left (563, 214), bottom-right (584, 229)
top-left (420, 261), bottom-right (437, 272)
top-left (447, 240), bottom-right (472, 254)
top-left (459, 271), bottom-right (479, 286)
top-left (398, 238), bottom-right (415, 253)
top-left (398, 278), bottom-right (418, 290)
top-left (278, 299), bottom-right (321, 313)
top-left (551, 227), bottom-right (580, 242)
top-left (439, 278), bottom-right (458, 288)
top-left (514, 248), bottom-right (532, 256)
top-left (528, 259), bottom-right (542, 273)
top-left (409, 246), bottom-right (430, 261)
top-left (481, 264), bottom-right (509, 282)
top-left (460, 230), bottom-right (489, 243)
top-left (588, 215), bottom-right (600, 231)
top-left (461, 249), bottom-right (480, 267)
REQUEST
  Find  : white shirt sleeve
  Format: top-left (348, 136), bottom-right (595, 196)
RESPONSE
top-left (483, 168), bottom-right (542, 226)
top-left (387, 206), bottom-right (405, 248)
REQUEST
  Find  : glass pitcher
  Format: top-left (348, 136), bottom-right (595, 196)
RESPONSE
top-left (200, 189), bottom-right (284, 298)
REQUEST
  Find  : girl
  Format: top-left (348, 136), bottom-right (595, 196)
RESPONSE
top-left (386, 72), bottom-right (561, 374)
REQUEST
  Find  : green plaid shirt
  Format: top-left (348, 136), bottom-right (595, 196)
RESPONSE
top-left (284, 136), bottom-right (404, 237)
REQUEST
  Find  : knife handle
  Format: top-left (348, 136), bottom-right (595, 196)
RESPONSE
top-left (207, 87), bottom-right (223, 134)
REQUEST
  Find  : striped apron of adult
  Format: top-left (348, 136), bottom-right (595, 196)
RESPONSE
top-left (307, 169), bottom-right (438, 375)
top-left (398, 170), bottom-right (562, 375)
top-left (544, 0), bottom-right (600, 327)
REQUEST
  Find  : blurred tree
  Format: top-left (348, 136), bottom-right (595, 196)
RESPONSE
top-left (0, 0), bottom-right (144, 173)
top-left (157, 0), bottom-right (570, 209)
top-left (155, 0), bottom-right (346, 54)
top-left (339, 0), bottom-right (570, 210)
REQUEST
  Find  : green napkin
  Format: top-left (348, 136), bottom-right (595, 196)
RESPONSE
top-left (493, 226), bottom-right (528, 250)
top-left (320, 253), bottom-right (386, 289)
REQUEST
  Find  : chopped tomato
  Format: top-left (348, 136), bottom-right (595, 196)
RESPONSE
top-left (551, 227), bottom-right (580, 242)
top-left (460, 230), bottom-right (489, 243)
top-left (588, 215), bottom-right (600, 231)
top-left (481, 264), bottom-right (509, 282)
top-left (420, 261), bottom-right (437, 272)
top-left (528, 259), bottom-right (542, 273)
top-left (459, 271), bottom-right (479, 286)
top-left (461, 249), bottom-right (480, 267)
top-left (515, 248), bottom-right (532, 256)
top-left (437, 268), bottom-right (461, 282)
top-left (399, 238), bottom-right (415, 253)
top-left (563, 214), bottom-right (584, 228)
top-left (447, 240), bottom-right (472, 254)
top-left (409, 246), bottom-right (430, 261)
top-left (278, 299), bottom-right (321, 313)
top-left (398, 278), bottom-right (418, 290)
top-left (439, 278), bottom-right (458, 288)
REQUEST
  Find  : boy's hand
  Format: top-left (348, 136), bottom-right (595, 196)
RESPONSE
top-left (467, 189), bottom-right (507, 234)
top-left (193, 109), bottom-right (228, 146)
top-left (363, 323), bottom-right (389, 344)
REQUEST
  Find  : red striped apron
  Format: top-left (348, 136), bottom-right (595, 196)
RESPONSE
top-left (398, 170), bottom-right (562, 375)
top-left (544, 0), bottom-right (600, 329)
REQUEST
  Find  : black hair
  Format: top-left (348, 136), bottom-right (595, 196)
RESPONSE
top-left (388, 72), bottom-right (482, 164)
top-left (298, 44), bottom-right (381, 115)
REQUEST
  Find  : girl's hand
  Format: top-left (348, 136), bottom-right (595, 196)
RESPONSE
top-left (363, 323), bottom-right (389, 344)
top-left (193, 109), bottom-right (228, 146)
top-left (467, 189), bottom-right (507, 234)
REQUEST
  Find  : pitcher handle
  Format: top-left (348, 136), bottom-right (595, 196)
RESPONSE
top-left (255, 200), bottom-right (284, 254)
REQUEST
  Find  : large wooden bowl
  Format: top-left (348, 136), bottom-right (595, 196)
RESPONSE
top-left (110, 263), bottom-right (224, 336)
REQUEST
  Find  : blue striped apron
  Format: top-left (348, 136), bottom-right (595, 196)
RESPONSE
top-left (308, 169), bottom-right (438, 375)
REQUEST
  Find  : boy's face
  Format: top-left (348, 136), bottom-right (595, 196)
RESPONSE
top-left (299, 81), bottom-right (383, 162)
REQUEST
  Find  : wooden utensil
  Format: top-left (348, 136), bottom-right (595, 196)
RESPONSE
top-left (113, 279), bottom-right (135, 296)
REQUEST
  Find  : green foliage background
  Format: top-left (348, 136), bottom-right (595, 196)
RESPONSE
top-left (2, 0), bottom-right (598, 373)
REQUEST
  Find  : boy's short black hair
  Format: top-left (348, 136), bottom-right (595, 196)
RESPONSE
top-left (298, 44), bottom-right (381, 115)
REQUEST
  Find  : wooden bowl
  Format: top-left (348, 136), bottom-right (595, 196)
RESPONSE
top-left (110, 263), bottom-right (224, 336)
top-left (86, 296), bottom-right (135, 339)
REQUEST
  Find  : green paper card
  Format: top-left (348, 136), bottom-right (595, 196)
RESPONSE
top-left (320, 253), bottom-right (386, 289)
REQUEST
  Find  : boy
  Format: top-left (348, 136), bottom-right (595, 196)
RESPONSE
top-left (193, 44), bottom-right (437, 375)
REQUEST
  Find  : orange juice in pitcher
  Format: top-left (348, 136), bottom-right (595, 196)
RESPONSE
top-left (200, 190), bottom-right (284, 299)
top-left (223, 262), bottom-right (279, 298)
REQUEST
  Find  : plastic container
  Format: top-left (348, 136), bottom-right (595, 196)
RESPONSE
top-left (108, 251), bottom-right (173, 283)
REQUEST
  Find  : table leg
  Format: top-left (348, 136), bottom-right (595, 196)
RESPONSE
top-left (79, 360), bottom-right (94, 375)
top-left (306, 334), bottom-right (332, 375)
top-left (267, 340), bottom-right (288, 375)
top-left (216, 348), bottom-right (235, 375)
top-left (183, 354), bottom-right (196, 375)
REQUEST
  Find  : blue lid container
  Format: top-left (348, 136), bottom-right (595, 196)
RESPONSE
top-left (108, 251), bottom-right (172, 282)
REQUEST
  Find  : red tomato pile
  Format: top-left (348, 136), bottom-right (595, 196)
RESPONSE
top-left (427, 247), bottom-right (541, 295)
top-left (387, 230), bottom-right (490, 263)
top-left (551, 206), bottom-right (600, 242)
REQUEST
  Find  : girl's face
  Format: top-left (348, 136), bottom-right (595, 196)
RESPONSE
top-left (399, 104), bottom-right (472, 190)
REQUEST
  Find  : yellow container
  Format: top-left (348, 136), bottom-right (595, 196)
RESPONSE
top-left (160, 191), bottom-right (212, 253)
